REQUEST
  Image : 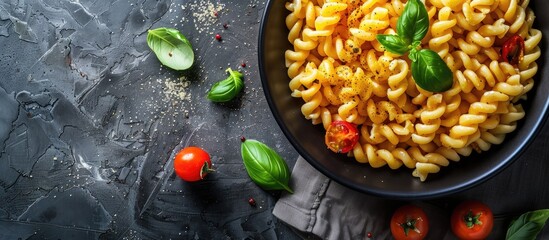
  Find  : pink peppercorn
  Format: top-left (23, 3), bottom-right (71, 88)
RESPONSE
top-left (248, 197), bottom-right (256, 206)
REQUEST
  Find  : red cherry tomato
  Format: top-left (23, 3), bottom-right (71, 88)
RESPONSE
top-left (173, 146), bottom-right (212, 182)
top-left (324, 120), bottom-right (359, 154)
top-left (390, 205), bottom-right (430, 240)
top-left (451, 200), bottom-right (494, 240)
top-left (501, 34), bottom-right (525, 65)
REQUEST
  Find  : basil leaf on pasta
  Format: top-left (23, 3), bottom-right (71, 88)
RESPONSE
top-left (397, 0), bottom-right (429, 44)
top-left (412, 49), bottom-right (453, 92)
top-left (376, 34), bottom-right (409, 55)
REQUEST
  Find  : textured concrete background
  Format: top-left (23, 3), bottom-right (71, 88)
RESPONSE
top-left (0, 0), bottom-right (300, 239)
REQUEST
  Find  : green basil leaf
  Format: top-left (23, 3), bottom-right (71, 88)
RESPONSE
top-left (207, 68), bottom-right (244, 102)
top-left (376, 34), bottom-right (409, 55)
top-left (411, 49), bottom-right (453, 92)
top-left (408, 48), bottom-right (419, 62)
top-left (147, 27), bottom-right (194, 70)
top-left (241, 138), bottom-right (293, 193)
top-left (507, 209), bottom-right (549, 240)
top-left (397, 0), bottom-right (429, 44)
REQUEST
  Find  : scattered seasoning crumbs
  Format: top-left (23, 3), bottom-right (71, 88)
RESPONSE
top-left (185, 1), bottom-right (226, 34)
top-left (163, 76), bottom-right (191, 102)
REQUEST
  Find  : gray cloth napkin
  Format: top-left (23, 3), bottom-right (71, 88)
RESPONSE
top-left (273, 156), bottom-right (452, 240)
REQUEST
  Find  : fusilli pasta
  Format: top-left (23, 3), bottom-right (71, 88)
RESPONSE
top-left (284, 0), bottom-right (541, 181)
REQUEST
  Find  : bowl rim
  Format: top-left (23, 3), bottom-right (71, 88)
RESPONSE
top-left (257, 0), bottom-right (549, 199)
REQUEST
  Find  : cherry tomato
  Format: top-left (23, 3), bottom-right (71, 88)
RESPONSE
top-left (390, 205), bottom-right (429, 240)
top-left (173, 146), bottom-right (212, 182)
top-left (324, 120), bottom-right (359, 154)
top-left (501, 34), bottom-right (525, 65)
top-left (451, 200), bottom-right (494, 240)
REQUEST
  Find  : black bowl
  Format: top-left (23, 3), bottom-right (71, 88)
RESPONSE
top-left (258, 0), bottom-right (549, 199)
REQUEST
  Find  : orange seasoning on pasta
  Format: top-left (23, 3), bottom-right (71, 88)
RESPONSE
top-left (284, 0), bottom-right (542, 181)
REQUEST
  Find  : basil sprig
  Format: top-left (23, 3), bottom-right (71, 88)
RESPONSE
top-left (147, 27), bottom-right (194, 70)
top-left (506, 209), bottom-right (549, 240)
top-left (241, 138), bottom-right (293, 193)
top-left (376, 0), bottom-right (453, 92)
top-left (207, 68), bottom-right (244, 102)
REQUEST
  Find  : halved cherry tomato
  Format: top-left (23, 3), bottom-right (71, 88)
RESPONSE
top-left (324, 120), bottom-right (359, 154)
top-left (501, 34), bottom-right (525, 65)
top-left (390, 205), bottom-right (429, 240)
top-left (174, 146), bottom-right (213, 182)
top-left (451, 200), bottom-right (493, 240)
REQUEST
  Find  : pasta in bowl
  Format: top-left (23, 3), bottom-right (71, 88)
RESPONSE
top-left (259, 0), bottom-right (549, 198)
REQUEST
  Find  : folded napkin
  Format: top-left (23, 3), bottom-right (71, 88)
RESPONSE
top-left (273, 156), bottom-right (452, 240)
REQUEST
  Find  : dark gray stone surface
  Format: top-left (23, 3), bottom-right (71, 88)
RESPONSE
top-left (0, 0), bottom-right (300, 239)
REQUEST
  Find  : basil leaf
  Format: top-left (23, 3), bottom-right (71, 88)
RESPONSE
top-left (147, 27), bottom-right (194, 70)
top-left (207, 68), bottom-right (244, 102)
top-left (376, 34), bottom-right (409, 55)
top-left (397, 0), bottom-right (429, 44)
top-left (507, 209), bottom-right (549, 240)
top-left (411, 49), bottom-right (453, 92)
top-left (241, 138), bottom-right (293, 193)
top-left (409, 48), bottom-right (419, 62)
